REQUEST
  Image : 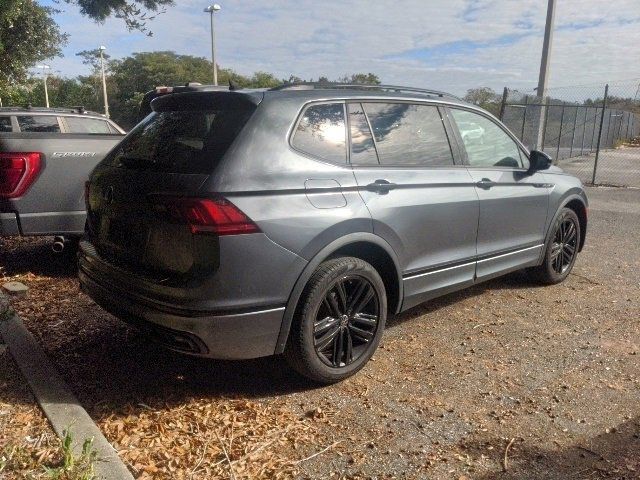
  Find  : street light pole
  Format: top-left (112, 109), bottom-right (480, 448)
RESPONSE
top-left (204, 4), bottom-right (221, 86)
top-left (99, 46), bottom-right (110, 118)
top-left (36, 65), bottom-right (51, 108)
top-left (535, 0), bottom-right (556, 150)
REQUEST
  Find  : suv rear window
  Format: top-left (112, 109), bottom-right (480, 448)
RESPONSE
top-left (108, 103), bottom-right (255, 174)
top-left (65, 116), bottom-right (112, 134)
top-left (17, 115), bottom-right (60, 132)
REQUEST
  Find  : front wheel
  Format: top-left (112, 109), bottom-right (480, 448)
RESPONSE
top-left (284, 257), bottom-right (387, 384)
top-left (528, 207), bottom-right (580, 284)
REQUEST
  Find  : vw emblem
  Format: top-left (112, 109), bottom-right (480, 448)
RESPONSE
top-left (103, 186), bottom-right (115, 204)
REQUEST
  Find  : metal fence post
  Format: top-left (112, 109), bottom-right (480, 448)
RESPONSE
top-left (569, 107), bottom-right (577, 158)
top-left (590, 108), bottom-right (598, 152)
top-left (556, 105), bottom-right (565, 160)
top-left (499, 87), bottom-right (508, 121)
top-left (626, 111), bottom-right (631, 140)
top-left (520, 95), bottom-right (528, 142)
top-left (580, 107), bottom-right (587, 156)
top-left (617, 110), bottom-right (624, 143)
top-left (605, 109), bottom-right (612, 148)
top-left (592, 84), bottom-right (609, 185)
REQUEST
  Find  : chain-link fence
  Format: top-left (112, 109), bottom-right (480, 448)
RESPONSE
top-left (500, 81), bottom-right (640, 187)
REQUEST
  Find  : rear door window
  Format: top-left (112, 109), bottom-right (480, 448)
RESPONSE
top-left (291, 103), bottom-right (347, 164)
top-left (65, 116), bottom-right (112, 134)
top-left (0, 116), bottom-right (12, 132)
top-left (17, 115), bottom-right (60, 132)
top-left (362, 103), bottom-right (455, 167)
top-left (108, 103), bottom-right (255, 174)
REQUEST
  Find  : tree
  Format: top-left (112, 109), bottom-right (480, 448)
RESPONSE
top-left (338, 73), bottom-right (381, 85)
top-left (56, 0), bottom-right (174, 35)
top-left (464, 87), bottom-right (501, 115)
top-left (76, 48), bottom-right (112, 73)
top-left (0, 1), bottom-right (67, 90)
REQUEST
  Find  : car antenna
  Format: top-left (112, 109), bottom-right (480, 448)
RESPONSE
top-left (229, 78), bottom-right (242, 91)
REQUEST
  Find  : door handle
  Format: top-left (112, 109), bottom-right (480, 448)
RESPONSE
top-left (475, 178), bottom-right (495, 189)
top-left (366, 179), bottom-right (397, 193)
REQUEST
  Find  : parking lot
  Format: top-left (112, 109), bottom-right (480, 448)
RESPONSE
top-left (1, 186), bottom-right (639, 479)
top-left (559, 147), bottom-right (640, 188)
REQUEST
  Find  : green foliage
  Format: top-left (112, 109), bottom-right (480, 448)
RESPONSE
top-left (42, 429), bottom-right (97, 480)
top-left (464, 87), bottom-right (501, 115)
top-left (0, 0), bottom-right (68, 89)
top-left (0, 429), bottom-right (97, 480)
top-left (56, 0), bottom-right (174, 35)
top-left (76, 49), bottom-right (111, 74)
top-left (1, 48), bottom-right (385, 129)
top-left (337, 73), bottom-right (381, 85)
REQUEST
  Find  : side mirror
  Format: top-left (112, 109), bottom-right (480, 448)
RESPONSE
top-left (528, 150), bottom-right (553, 173)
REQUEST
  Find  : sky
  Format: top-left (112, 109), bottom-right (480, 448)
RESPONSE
top-left (39, 0), bottom-right (640, 96)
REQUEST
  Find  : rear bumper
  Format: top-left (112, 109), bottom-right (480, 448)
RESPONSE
top-left (79, 267), bottom-right (285, 360)
top-left (0, 212), bottom-right (20, 235)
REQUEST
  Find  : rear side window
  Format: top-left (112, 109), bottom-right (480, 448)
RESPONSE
top-left (108, 104), bottom-right (255, 174)
top-left (291, 103), bottom-right (346, 164)
top-left (65, 116), bottom-right (112, 134)
top-left (0, 116), bottom-right (12, 132)
top-left (17, 115), bottom-right (60, 132)
top-left (363, 103), bottom-right (454, 167)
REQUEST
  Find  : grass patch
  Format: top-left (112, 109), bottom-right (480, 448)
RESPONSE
top-left (0, 429), bottom-right (98, 480)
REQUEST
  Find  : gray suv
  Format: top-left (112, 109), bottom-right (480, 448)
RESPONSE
top-left (79, 84), bottom-right (587, 383)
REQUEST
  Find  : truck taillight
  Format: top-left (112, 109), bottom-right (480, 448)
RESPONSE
top-left (0, 153), bottom-right (42, 199)
top-left (150, 196), bottom-right (261, 236)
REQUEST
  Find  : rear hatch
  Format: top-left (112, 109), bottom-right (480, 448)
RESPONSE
top-left (86, 91), bottom-right (261, 283)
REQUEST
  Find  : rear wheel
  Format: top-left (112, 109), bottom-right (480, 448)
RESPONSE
top-left (284, 257), bottom-right (386, 384)
top-left (529, 207), bottom-right (580, 284)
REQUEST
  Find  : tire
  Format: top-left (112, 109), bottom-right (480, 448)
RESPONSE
top-left (528, 207), bottom-right (580, 285)
top-left (284, 257), bottom-right (387, 384)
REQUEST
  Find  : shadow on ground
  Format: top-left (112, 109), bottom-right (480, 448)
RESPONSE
top-left (467, 417), bottom-right (640, 479)
top-left (2, 236), bottom-right (550, 411)
top-left (0, 237), bottom-right (77, 278)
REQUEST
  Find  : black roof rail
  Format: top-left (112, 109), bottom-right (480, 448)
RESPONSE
top-left (269, 82), bottom-right (463, 101)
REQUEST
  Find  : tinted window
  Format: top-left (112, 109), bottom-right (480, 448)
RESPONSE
top-left (17, 115), bottom-right (60, 132)
top-left (108, 105), bottom-right (255, 174)
top-left (450, 109), bottom-right (525, 168)
top-left (363, 103), bottom-right (454, 166)
top-left (348, 103), bottom-right (379, 165)
top-left (65, 116), bottom-right (112, 134)
top-left (0, 116), bottom-right (11, 132)
top-left (292, 103), bottom-right (346, 164)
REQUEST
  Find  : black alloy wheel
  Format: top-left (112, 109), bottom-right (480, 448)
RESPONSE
top-left (284, 257), bottom-right (387, 384)
top-left (313, 275), bottom-right (380, 368)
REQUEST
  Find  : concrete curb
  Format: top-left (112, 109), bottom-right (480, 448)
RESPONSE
top-left (0, 299), bottom-right (134, 480)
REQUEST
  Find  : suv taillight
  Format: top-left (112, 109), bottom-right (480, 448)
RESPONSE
top-left (150, 196), bottom-right (261, 236)
top-left (0, 153), bottom-right (42, 199)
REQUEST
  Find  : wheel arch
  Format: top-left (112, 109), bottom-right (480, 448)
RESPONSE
top-left (274, 233), bottom-right (403, 355)
top-left (563, 197), bottom-right (587, 252)
top-left (540, 193), bottom-right (588, 265)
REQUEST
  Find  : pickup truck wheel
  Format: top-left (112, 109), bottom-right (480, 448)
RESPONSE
top-left (529, 207), bottom-right (580, 285)
top-left (284, 257), bottom-right (386, 384)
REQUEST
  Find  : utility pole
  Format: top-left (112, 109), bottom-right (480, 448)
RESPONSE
top-left (99, 46), bottom-right (110, 118)
top-left (204, 5), bottom-right (222, 86)
top-left (36, 65), bottom-right (51, 108)
top-left (535, 0), bottom-right (556, 150)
